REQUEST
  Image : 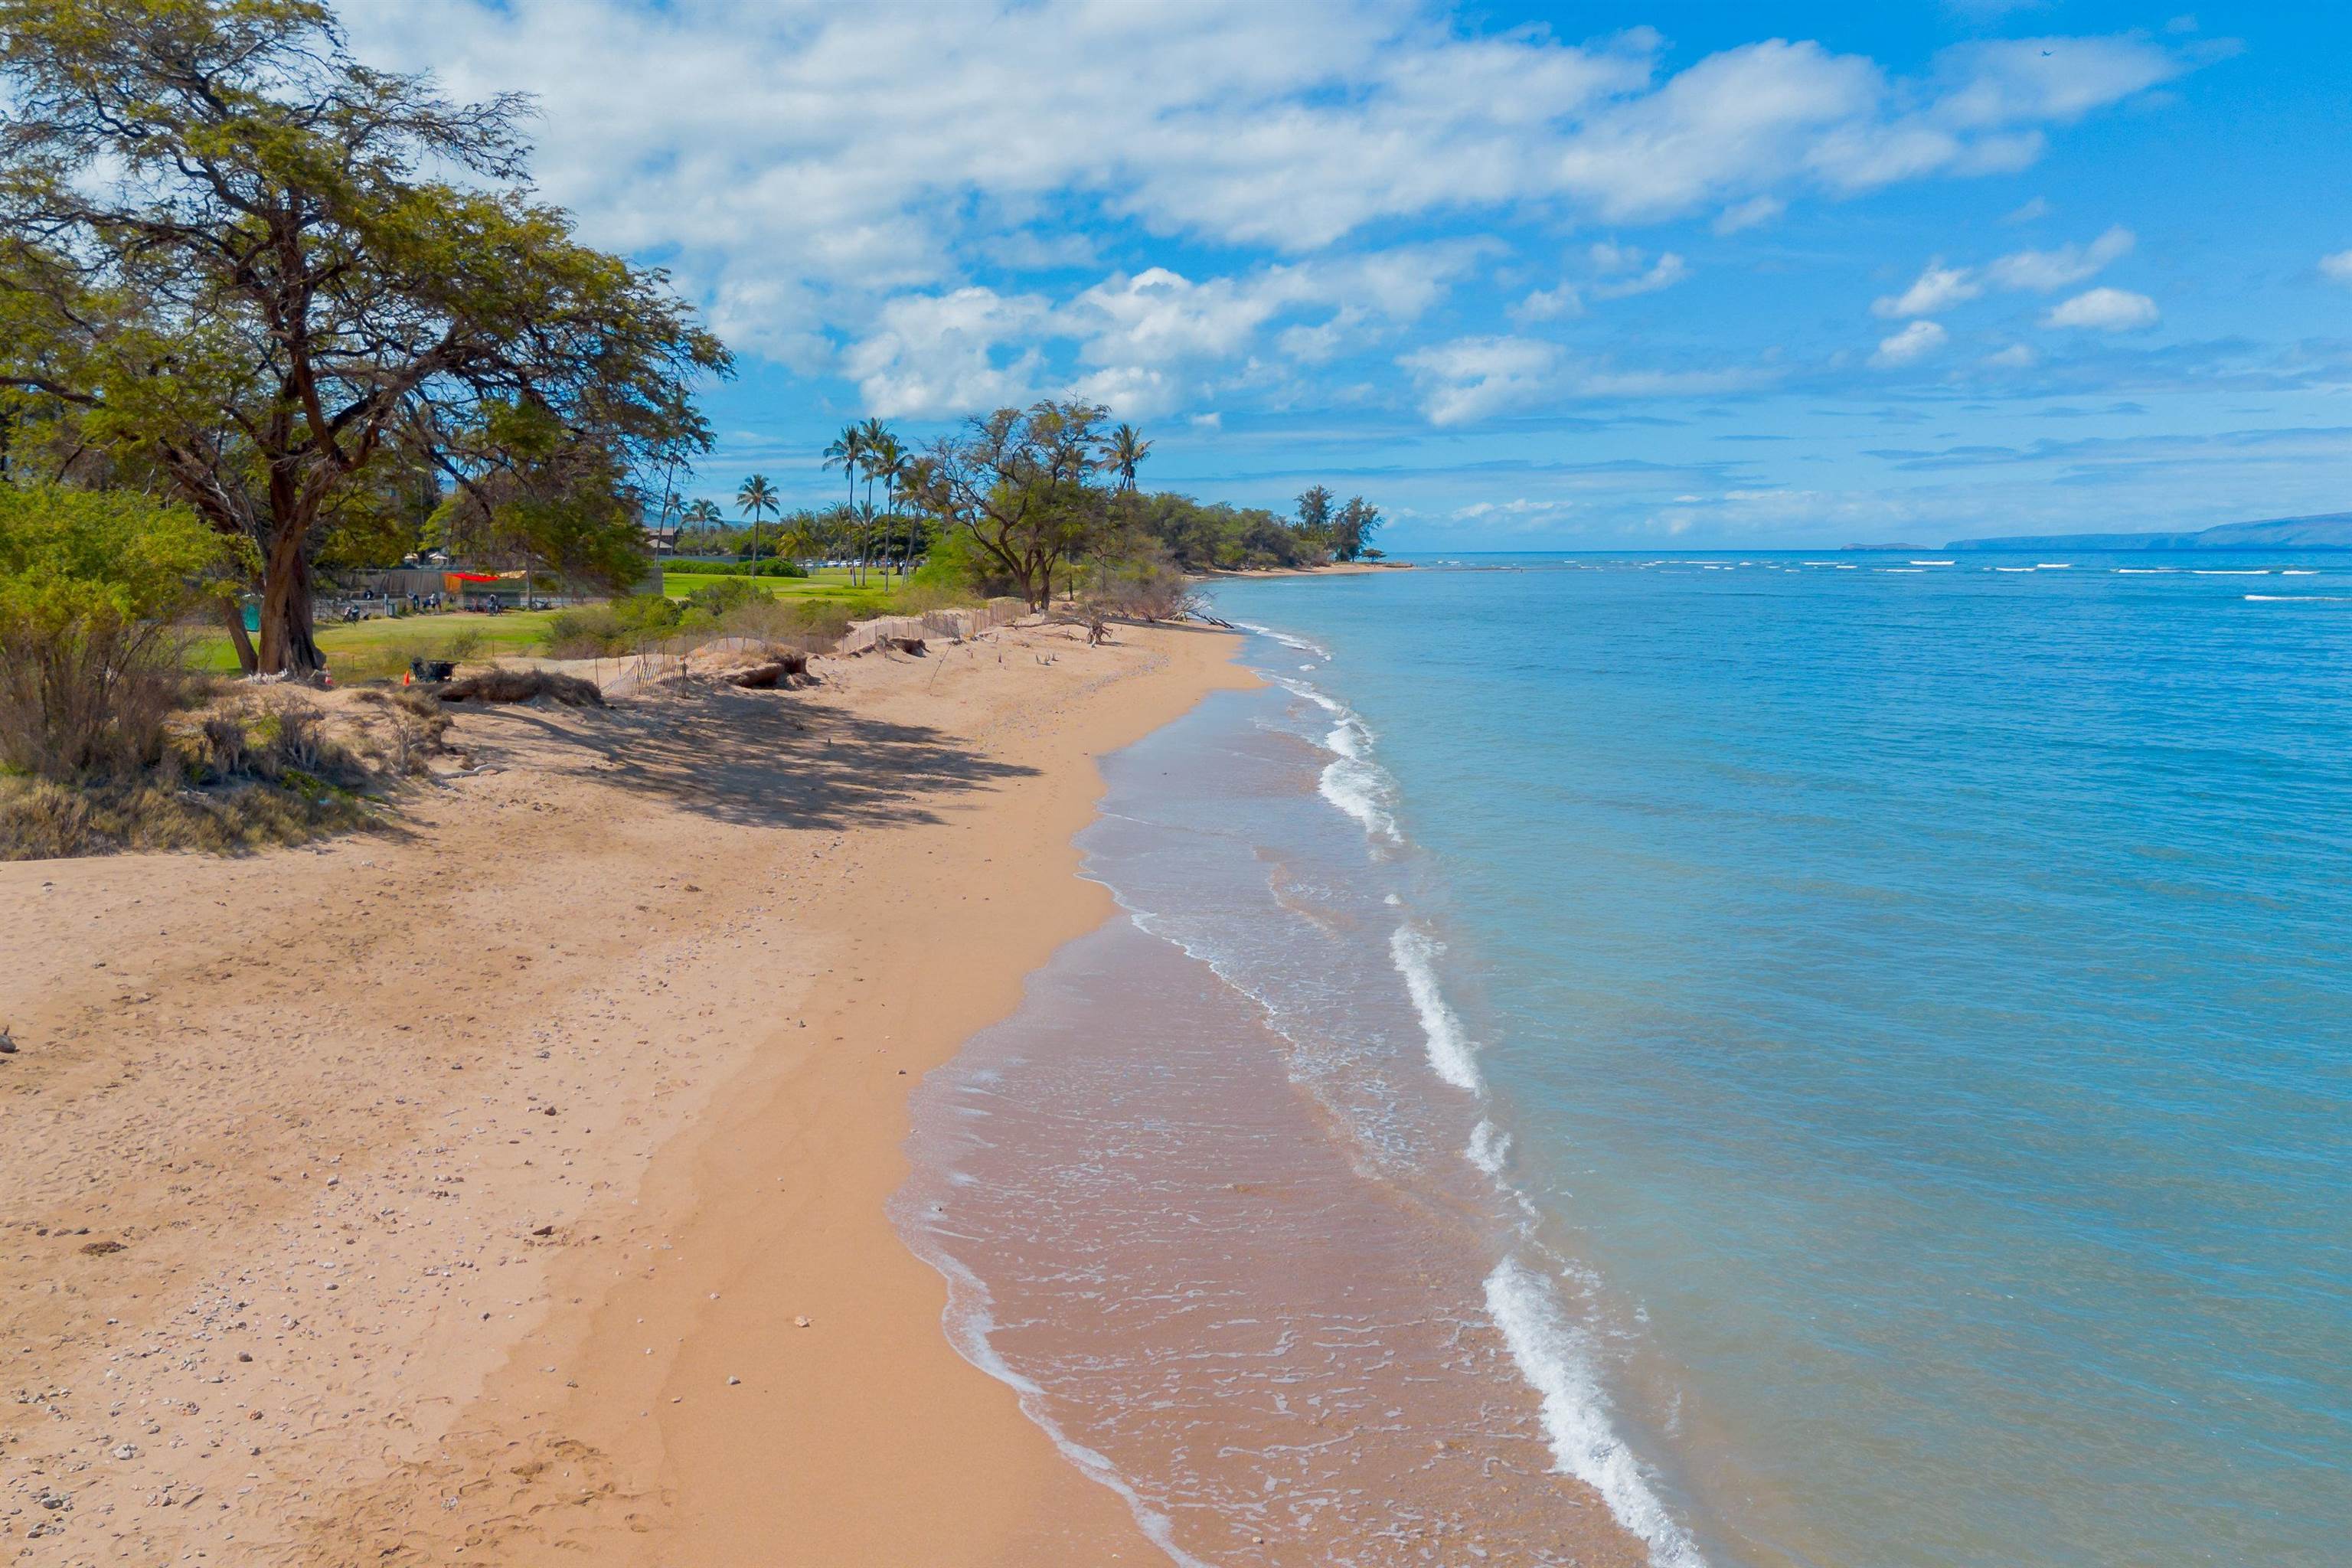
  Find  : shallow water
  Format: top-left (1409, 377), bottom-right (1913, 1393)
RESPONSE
top-left (902, 552), bottom-right (2352, 1566)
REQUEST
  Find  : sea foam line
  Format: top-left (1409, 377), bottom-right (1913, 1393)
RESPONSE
top-left (1485, 1257), bottom-right (1710, 1568)
top-left (1251, 622), bottom-right (1707, 1564)
top-left (1390, 923), bottom-right (1486, 1095)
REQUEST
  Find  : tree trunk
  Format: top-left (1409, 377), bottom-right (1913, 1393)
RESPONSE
top-left (220, 595), bottom-right (259, 675)
top-left (256, 523), bottom-right (324, 675)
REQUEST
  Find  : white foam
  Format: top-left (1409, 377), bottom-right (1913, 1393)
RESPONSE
top-left (1909, 560), bottom-right (1955, 566)
top-left (1321, 756), bottom-right (1402, 846)
top-left (2194, 569), bottom-right (2268, 575)
top-left (2036, 562), bottom-right (2073, 569)
top-left (1389, 924), bottom-right (1485, 1094)
top-left (918, 1234), bottom-right (1214, 1567)
top-left (1232, 619), bottom-right (1332, 659)
top-left (1467, 1119), bottom-right (1512, 1175)
top-left (1484, 1257), bottom-right (1709, 1568)
top-left (2246, 594), bottom-right (2352, 602)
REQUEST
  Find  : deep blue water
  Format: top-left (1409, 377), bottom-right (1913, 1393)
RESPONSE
top-left (1207, 554), bottom-right (2352, 1568)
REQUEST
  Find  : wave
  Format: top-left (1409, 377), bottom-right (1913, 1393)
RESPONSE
top-left (1467, 1118), bottom-right (1513, 1175)
top-left (1485, 1257), bottom-right (1710, 1568)
top-left (1390, 923), bottom-right (1486, 1094)
top-left (1230, 618), bottom-right (1331, 660)
top-left (2246, 595), bottom-right (2352, 603)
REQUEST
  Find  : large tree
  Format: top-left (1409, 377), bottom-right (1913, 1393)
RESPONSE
top-left (907, 400), bottom-right (1115, 610)
top-left (0, 0), bottom-right (729, 671)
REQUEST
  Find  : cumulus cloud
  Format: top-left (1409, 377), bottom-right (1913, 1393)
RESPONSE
top-left (1986, 225), bottom-right (2135, 289)
top-left (1511, 285), bottom-right (1584, 323)
top-left (843, 287), bottom-right (1047, 417)
top-left (2321, 250), bottom-right (2352, 286)
top-left (1875, 225), bottom-right (2135, 322)
top-left (2043, 287), bottom-right (2159, 329)
top-left (1875, 263), bottom-right (1982, 318)
top-left (1873, 319), bottom-right (1950, 366)
top-left (351, 2), bottom-right (2209, 368)
top-left (1400, 336), bottom-right (1562, 424)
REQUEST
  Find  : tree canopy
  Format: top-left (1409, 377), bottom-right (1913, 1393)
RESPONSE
top-left (0, 0), bottom-right (730, 671)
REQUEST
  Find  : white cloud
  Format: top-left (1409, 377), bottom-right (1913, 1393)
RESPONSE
top-left (1874, 263), bottom-right (1981, 317)
top-left (1511, 284), bottom-right (1584, 323)
top-left (843, 287), bottom-right (1047, 417)
top-left (1873, 225), bottom-right (2135, 322)
top-left (1590, 247), bottom-right (1690, 299)
top-left (2321, 250), bottom-right (2352, 286)
top-left (350, 3), bottom-right (2210, 368)
top-left (1714, 194), bottom-right (1785, 234)
top-left (2001, 196), bottom-right (2053, 224)
top-left (1986, 225), bottom-right (2135, 290)
top-left (1984, 343), bottom-right (2039, 368)
top-left (1873, 319), bottom-right (1949, 366)
top-left (1399, 335), bottom-right (1561, 425)
top-left (2043, 286), bottom-right (2159, 329)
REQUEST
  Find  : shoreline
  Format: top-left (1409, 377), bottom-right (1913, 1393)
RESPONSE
top-left (2, 619), bottom-right (1253, 1564)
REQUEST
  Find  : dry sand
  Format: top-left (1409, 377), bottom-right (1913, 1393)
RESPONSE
top-left (2, 619), bottom-right (1252, 1565)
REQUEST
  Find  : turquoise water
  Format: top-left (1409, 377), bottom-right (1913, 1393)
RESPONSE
top-left (1207, 554), bottom-right (2352, 1568)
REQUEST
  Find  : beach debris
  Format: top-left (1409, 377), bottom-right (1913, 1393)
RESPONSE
top-left (112, 1443), bottom-right (138, 1460)
top-left (0, 1022), bottom-right (15, 1054)
top-left (727, 1375), bottom-right (741, 1386)
top-left (80, 1240), bottom-right (125, 1256)
top-left (438, 668), bottom-right (606, 707)
top-left (794, 1315), bottom-right (812, 1328)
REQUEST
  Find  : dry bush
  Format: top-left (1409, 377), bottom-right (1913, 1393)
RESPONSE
top-left (0, 619), bottom-right (199, 779)
top-left (439, 667), bottom-right (606, 707)
top-left (714, 594), bottom-right (853, 652)
top-left (0, 773), bottom-right (366, 860)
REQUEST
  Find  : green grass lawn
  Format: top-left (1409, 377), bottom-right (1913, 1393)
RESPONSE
top-left (188, 609), bottom-right (561, 678)
top-left (661, 567), bottom-right (907, 616)
top-left (186, 570), bottom-right (924, 679)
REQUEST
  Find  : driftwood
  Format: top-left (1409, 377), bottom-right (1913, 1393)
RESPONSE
top-left (885, 635), bottom-right (926, 656)
top-left (724, 649), bottom-right (813, 688)
top-left (439, 668), bottom-right (606, 707)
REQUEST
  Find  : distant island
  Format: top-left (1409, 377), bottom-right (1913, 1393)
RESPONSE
top-left (1848, 511), bottom-right (2352, 553)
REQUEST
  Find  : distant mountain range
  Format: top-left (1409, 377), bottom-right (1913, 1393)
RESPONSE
top-left (1938, 511), bottom-right (2352, 552)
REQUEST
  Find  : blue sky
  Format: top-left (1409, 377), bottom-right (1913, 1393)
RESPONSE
top-left (357, 1), bottom-right (2352, 550)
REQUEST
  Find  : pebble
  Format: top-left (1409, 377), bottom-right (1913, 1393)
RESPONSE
top-left (727, 1375), bottom-right (740, 1386)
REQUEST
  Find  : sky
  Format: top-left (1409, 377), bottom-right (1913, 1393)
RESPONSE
top-left (351, 1), bottom-right (2352, 550)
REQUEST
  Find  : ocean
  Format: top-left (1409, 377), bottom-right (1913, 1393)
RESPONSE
top-left (897, 552), bottom-right (2352, 1567)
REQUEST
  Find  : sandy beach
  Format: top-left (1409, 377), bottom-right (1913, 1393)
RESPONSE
top-left (2, 619), bottom-right (1252, 1565)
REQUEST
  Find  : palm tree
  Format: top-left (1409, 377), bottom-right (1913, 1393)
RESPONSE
top-left (863, 428), bottom-right (911, 579)
top-left (737, 474), bottom-right (779, 570)
top-left (1109, 423), bottom-right (1152, 493)
top-left (822, 423), bottom-right (867, 577)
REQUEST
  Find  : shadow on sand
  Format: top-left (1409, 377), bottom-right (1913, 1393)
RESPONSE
top-left (453, 682), bottom-right (1040, 833)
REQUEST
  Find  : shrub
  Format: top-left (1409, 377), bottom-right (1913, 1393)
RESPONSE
top-left (684, 577), bottom-right (764, 616)
top-left (0, 486), bottom-right (225, 779)
top-left (541, 593), bottom-right (685, 657)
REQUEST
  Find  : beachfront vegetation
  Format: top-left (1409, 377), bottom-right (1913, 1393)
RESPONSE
top-left (0, 485), bottom-right (225, 777)
top-left (903, 399), bottom-right (1383, 604)
top-left (0, 0), bottom-right (727, 675)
